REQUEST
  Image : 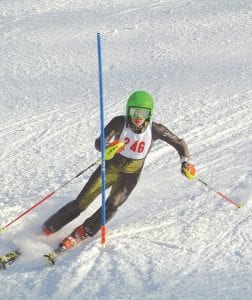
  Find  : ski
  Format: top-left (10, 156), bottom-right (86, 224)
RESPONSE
top-left (0, 249), bottom-right (21, 270)
top-left (1, 227), bottom-right (91, 269)
top-left (0, 246), bottom-right (66, 269)
top-left (43, 245), bottom-right (66, 265)
top-left (43, 237), bottom-right (91, 266)
top-left (43, 226), bottom-right (91, 265)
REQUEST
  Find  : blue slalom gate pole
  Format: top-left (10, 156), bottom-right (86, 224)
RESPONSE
top-left (97, 32), bottom-right (106, 245)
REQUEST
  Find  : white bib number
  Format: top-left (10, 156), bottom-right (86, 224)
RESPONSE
top-left (119, 123), bottom-right (152, 159)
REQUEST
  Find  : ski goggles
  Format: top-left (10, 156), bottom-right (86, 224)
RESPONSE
top-left (128, 107), bottom-right (151, 120)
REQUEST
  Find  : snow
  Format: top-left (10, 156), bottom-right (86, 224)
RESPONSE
top-left (0, 0), bottom-right (251, 299)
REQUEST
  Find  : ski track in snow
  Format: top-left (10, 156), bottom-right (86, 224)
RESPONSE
top-left (0, 0), bottom-right (251, 299)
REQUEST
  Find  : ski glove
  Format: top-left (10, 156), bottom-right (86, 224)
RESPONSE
top-left (104, 140), bottom-right (125, 160)
top-left (181, 161), bottom-right (197, 180)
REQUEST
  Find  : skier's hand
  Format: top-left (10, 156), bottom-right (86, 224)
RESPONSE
top-left (181, 161), bottom-right (197, 180)
top-left (105, 140), bottom-right (125, 160)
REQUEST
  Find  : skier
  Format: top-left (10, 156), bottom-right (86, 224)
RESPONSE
top-left (42, 91), bottom-right (196, 251)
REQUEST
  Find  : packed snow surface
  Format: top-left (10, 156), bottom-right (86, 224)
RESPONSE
top-left (0, 0), bottom-right (251, 299)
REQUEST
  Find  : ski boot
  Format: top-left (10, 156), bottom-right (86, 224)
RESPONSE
top-left (44, 225), bottom-right (89, 265)
top-left (60, 225), bottom-right (89, 250)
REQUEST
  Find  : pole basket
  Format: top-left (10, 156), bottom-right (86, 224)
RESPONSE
top-left (0, 226), bottom-right (7, 234)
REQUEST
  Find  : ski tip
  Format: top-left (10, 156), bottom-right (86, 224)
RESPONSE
top-left (0, 250), bottom-right (21, 270)
top-left (43, 251), bottom-right (58, 265)
top-left (43, 245), bottom-right (66, 266)
top-left (43, 253), bottom-right (57, 265)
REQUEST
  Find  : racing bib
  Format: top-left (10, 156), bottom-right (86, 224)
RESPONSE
top-left (119, 123), bottom-right (152, 159)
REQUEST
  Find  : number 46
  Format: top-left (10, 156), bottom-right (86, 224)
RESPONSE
top-left (124, 138), bottom-right (145, 153)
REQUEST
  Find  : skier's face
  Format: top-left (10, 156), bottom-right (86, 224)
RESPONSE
top-left (131, 117), bottom-right (145, 128)
top-left (128, 107), bottom-right (150, 127)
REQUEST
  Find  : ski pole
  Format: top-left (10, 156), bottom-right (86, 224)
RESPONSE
top-left (0, 160), bottom-right (99, 234)
top-left (0, 141), bottom-right (125, 234)
top-left (197, 178), bottom-right (242, 208)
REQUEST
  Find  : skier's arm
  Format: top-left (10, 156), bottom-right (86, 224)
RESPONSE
top-left (152, 122), bottom-right (196, 179)
top-left (152, 122), bottom-right (189, 161)
top-left (95, 116), bottom-right (124, 151)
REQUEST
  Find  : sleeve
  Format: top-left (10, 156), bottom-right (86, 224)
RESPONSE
top-left (152, 122), bottom-right (190, 161)
top-left (95, 116), bottom-right (124, 151)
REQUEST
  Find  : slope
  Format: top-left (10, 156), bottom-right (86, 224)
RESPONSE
top-left (0, 0), bottom-right (251, 299)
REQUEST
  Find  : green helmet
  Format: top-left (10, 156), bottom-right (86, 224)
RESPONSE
top-left (126, 91), bottom-right (154, 121)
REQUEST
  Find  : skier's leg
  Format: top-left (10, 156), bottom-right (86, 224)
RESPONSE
top-left (42, 163), bottom-right (118, 235)
top-left (75, 164), bottom-right (116, 211)
top-left (56, 166), bottom-right (121, 249)
top-left (58, 198), bottom-right (119, 250)
top-left (42, 200), bottom-right (81, 234)
top-left (82, 171), bottom-right (141, 237)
